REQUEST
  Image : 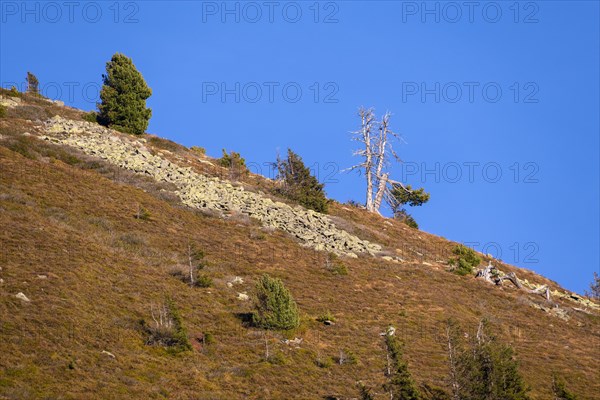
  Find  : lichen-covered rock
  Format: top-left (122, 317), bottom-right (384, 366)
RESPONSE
top-left (0, 95), bottom-right (22, 108)
top-left (41, 116), bottom-right (382, 258)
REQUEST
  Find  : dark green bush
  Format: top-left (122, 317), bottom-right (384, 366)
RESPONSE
top-left (267, 351), bottom-right (287, 365)
top-left (190, 146), bottom-right (206, 156)
top-left (8, 86), bottom-right (20, 97)
top-left (316, 310), bottom-right (336, 323)
top-left (0, 105), bottom-right (6, 118)
top-left (97, 53), bottom-right (152, 135)
top-left (203, 332), bottom-right (215, 345)
top-left (82, 111), bottom-right (98, 123)
top-left (218, 149), bottom-right (247, 169)
top-left (252, 274), bottom-right (299, 330)
top-left (552, 375), bottom-right (578, 400)
top-left (275, 149), bottom-right (328, 213)
top-left (218, 149), bottom-right (248, 181)
top-left (194, 274), bottom-right (213, 288)
top-left (316, 356), bottom-right (333, 369)
top-left (448, 244), bottom-right (481, 276)
top-left (394, 208), bottom-right (419, 229)
top-left (325, 253), bottom-right (348, 276)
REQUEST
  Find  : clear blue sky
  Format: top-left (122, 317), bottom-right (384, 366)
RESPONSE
top-left (2, 1), bottom-right (598, 294)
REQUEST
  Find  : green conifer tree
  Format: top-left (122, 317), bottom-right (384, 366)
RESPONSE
top-left (390, 184), bottom-right (430, 229)
top-left (26, 72), bottom-right (39, 96)
top-left (456, 320), bottom-right (530, 400)
top-left (276, 149), bottom-right (328, 213)
top-left (252, 274), bottom-right (299, 330)
top-left (97, 53), bottom-right (152, 134)
top-left (384, 334), bottom-right (422, 400)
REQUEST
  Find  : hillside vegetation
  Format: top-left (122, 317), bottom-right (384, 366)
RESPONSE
top-left (0, 90), bottom-right (599, 399)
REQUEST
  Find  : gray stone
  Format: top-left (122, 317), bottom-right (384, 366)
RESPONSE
top-left (42, 116), bottom-right (383, 258)
top-left (15, 292), bottom-right (30, 302)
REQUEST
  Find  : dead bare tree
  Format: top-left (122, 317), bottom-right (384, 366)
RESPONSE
top-left (349, 108), bottom-right (412, 215)
top-left (150, 303), bottom-right (173, 330)
top-left (187, 241), bottom-right (195, 287)
top-left (264, 330), bottom-right (270, 360)
top-left (372, 112), bottom-right (406, 212)
top-left (445, 320), bottom-right (461, 400)
top-left (476, 262), bottom-right (551, 301)
top-left (349, 107), bottom-right (376, 212)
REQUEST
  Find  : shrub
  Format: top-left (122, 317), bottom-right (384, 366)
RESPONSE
top-left (83, 111), bottom-right (98, 123)
top-left (338, 349), bottom-right (358, 365)
top-left (8, 86), bottom-right (20, 97)
top-left (448, 244), bottom-right (481, 276)
top-left (142, 299), bottom-right (191, 353)
top-left (316, 356), bottom-right (333, 369)
top-left (358, 383), bottom-right (375, 400)
top-left (170, 245), bottom-right (210, 288)
top-left (134, 205), bottom-right (151, 220)
top-left (267, 351), bottom-right (287, 365)
top-left (148, 136), bottom-right (186, 153)
top-left (345, 199), bottom-right (364, 208)
top-left (97, 53), bottom-right (152, 135)
top-left (190, 146), bottom-right (206, 156)
top-left (218, 149), bottom-right (247, 179)
top-left (250, 231), bottom-right (266, 241)
top-left (252, 274), bottom-right (299, 330)
top-left (325, 253), bottom-right (348, 276)
top-left (394, 208), bottom-right (419, 229)
top-left (0, 105), bottom-right (6, 118)
top-left (194, 274), bottom-right (213, 288)
top-left (275, 149), bottom-right (328, 213)
top-left (316, 311), bottom-right (336, 323)
top-left (552, 375), bottom-right (578, 400)
top-left (170, 267), bottom-right (213, 288)
top-left (203, 332), bottom-right (215, 345)
top-left (6, 137), bottom-right (36, 159)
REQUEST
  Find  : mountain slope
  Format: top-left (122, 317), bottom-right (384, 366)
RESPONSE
top-left (0, 92), bottom-right (599, 399)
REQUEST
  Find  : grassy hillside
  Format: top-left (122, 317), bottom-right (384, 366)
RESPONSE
top-left (0, 92), bottom-right (598, 399)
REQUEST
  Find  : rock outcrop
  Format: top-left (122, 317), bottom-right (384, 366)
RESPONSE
top-left (41, 116), bottom-right (382, 258)
top-left (0, 94), bottom-right (22, 108)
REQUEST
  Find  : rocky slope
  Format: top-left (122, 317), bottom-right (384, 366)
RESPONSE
top-left (1, 93), bottom-right (599, 399)
top-left (41, 116), bottom-right (383, 258)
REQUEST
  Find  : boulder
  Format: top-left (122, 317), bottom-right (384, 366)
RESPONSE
top-left (15, 292), bottom-right (30, 302)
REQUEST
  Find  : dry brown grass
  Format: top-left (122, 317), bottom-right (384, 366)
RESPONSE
top-left (0, 101), bottom-right (599, 399)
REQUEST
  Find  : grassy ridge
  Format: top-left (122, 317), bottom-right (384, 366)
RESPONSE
top-left (0, 99), bottom-right (598, 399)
